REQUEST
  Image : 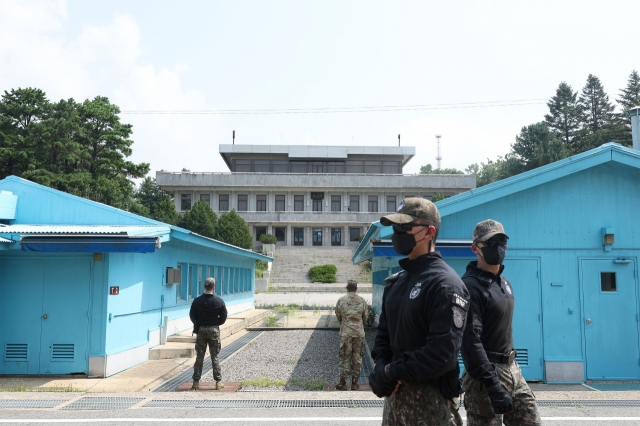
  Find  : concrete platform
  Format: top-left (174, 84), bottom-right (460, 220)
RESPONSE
top-left (176, 382), bottom-right (242, 392)
top-left (323, 383), bottom-right (372, 392)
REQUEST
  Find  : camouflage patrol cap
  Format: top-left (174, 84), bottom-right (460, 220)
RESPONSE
top-left (347, 279), bottom-right (358, 289)
top-left (472, 219), bottom-right (509, 244)
top-left (380, 197), bottom-right (441, 226)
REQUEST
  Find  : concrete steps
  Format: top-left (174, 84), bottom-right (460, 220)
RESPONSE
top-left (148, 309), bottom-right (272, 359)
top-left (270, 247), bottom-right (365, 284)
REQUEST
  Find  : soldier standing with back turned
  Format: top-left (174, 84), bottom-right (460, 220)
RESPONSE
top-left (334, 279), bottom-right (367, 390)
top-left (461, 219), bottom-right (541, 425)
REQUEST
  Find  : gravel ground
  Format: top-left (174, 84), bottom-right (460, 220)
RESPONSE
top-left (202, 330), bottom-right (340, 391)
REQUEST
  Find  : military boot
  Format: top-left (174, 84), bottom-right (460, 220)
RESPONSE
top-left (350, 377), bottom-right (360, 391)
top-left (334, 377), bottom-right (348, 391)
top-left (190, 380), bottom-right (199, 391)
top-left (215, 381), bottom-right (225, 390)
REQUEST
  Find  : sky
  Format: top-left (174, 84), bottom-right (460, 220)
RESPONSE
top-left (1, 0), bottom-right (639, 175)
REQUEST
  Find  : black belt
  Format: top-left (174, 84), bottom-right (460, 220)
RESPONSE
top-left (486, 350), bottom-right (517, 365)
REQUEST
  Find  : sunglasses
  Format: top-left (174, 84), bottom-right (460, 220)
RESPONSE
top-left (481, 237), bottom-right (508, 247)
top-left (392, 223), bottom-right (428, 233)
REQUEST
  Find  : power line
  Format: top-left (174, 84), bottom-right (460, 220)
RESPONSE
top-left (121, 98), bottom-right (548, 115)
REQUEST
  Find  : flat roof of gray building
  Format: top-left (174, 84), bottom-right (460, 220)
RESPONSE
top-left (219, 144), bottom-right (415, 169)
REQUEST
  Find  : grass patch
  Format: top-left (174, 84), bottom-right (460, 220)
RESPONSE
top-left (243, 377), bottom-right (286, 387)
top-left (263, 316), bottom-right (280, 327)
top-left (290, 378), bottom-right (325, 391)
top-left (0, 384), bottom-right (83, 392)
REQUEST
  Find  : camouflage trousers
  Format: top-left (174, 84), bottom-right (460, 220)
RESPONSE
top-left (338, 335), bottom-right (364, 379)
top-left (382, 382), bottom-right (463, 426)
top-left (462, 361), bottom-right (541, 426)
top-left (192, 325), bottom-right (222, 382)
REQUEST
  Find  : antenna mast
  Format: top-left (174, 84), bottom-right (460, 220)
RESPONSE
top-left (435, 134), bottom-right (442, 169)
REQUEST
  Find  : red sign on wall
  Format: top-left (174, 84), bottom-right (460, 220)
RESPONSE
top-left (109, 286), bottom-right (120, 295)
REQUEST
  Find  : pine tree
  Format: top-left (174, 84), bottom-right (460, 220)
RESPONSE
top-left (616, 70), bottom-right (640, 147)
top-left (178, 200), bottom-right (217, 239)
top-left (512, 122), bottom-right (568, 171)
top-left (545, 82), bottom-right (582, 153)
top-left (215, 209), bottom-right (253, 250)
top-left (578, 74), bottom-right (617, 150)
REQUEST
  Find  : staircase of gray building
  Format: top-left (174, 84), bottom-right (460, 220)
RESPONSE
top-left (269, 246), bottom-right (365, 284)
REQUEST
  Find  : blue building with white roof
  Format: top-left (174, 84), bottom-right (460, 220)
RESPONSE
top-left (354, 142), bottom-right (640, 383)
top-left (0, 176), bottom-right (270, 377)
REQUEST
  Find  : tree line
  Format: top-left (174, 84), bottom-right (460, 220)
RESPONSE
top-left (420, 71), bottom-right (640, 187)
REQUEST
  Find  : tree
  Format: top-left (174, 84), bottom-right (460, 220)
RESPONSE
top-left (578, 74), bottom-right (619, 150)
top-left (0, 88), bottom-right (149, 209)
top-left (511, 122), bottom-right (569, 171)
top-left (419, 163), bottom-right (464, 174)
top-left (215, 209), bottom-right (253, 249)
top-left (178, 200), bottom-right (217, 239)
top-left (616, 70), bottom-right (640, 147)
top-left (134, 177), bottom-right (179, 224)
top-left (545, 82), bottom-right (582, 153)
top-left (431, 193), bottom-right (446, 202)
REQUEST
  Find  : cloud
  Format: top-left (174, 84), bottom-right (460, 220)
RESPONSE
top-left (0, 0), bottom-right (219, 175)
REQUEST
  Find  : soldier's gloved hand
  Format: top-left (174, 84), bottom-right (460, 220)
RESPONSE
top-left (486, 383), bottom-right (513, 414)
top-left (369, 362), bottom-right (396, 398)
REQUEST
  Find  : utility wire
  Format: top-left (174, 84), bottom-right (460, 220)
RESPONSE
top-left (121, 98), bottom-right (547, 115)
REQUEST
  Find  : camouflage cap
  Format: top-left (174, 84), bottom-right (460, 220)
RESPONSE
top-left (380, 197), bottom-right (441, 226)
top-left (347, 279), bottom-right (358, 289)
top-left (472, 219), bottom-right (509, 244)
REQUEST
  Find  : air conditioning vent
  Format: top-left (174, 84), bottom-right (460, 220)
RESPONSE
top-left (52, 344), bottom-right (74, 361)
top-left (5, 343), bottom-right (28, 361)
top-left (166, 267), bottom-right (181, 285)
top-left (515, 348), bottom-right (528, 366)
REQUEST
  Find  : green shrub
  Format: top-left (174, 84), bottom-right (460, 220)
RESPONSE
top-left (255, 268), bottom-right (264, 278)
top-left (256, 259), bottom-right (268, 271)
top-left (358, 234), bottom-right (366, 242)
top-left (259, 233), bottom-right (277, 244)
top-left (308, 264), bottom-right (338, 283)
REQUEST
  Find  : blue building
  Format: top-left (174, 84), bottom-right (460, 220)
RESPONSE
top-left (0, 176), bottom-right (270, 377)
top-left (354, 143), bottom-right (640, 383)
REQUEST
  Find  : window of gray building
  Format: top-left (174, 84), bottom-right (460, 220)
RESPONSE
top-left (219, 194), bottom-right (229, 211)
top-left (383, 161), bottom-right (401, 174)
top-left (346, 161), bottom-right (363, 174)
top-left (275, 195), bottom-right (285, 211)
top-left (254, 160), bottom-right (270, 173)
top-left (294, 195), bottom-right (304, 211)
top-left (256, 194), bottom-right (267, 211)
top-left (275, 227), bottom-right (285, 242)
top-left (312, 199), bottom-right (322, 212)
top-left (364, 161), bottom-right (381, 174)
top-left (181, 194), bottom-right (192, 210)
top-left (312, 228), bottom-right (323, 246)
top-left (200, 194), bottom-right (210, 207)
top-left (350, 227), bottom-right (361, 242)
top-left (368, 195), bottom-right (378, 212)
top-left (327, 162), bottom-right (345, 173)
top-left (311, 162), bottom-right (324, 173)
top-left (290, 162), bottom-right (308, 173)
top-left (386, 195), bottom-right (396, 212)
top-left (331, 195), bottom-right (341, 212)
top-left (255, 226), bottom-right (267, 241)
top-left (238, 194), bottom-right (248, 211)
top-left (331, 228), bottom-right (341, 246)
top-left (272, 160), bottom-right (289, 173)
top-left (349, 195), bottom-right (359, 212)
top-left (293, 228), bottom-right (304, 246)
top-left (234, 160), bottom-right (252, 172)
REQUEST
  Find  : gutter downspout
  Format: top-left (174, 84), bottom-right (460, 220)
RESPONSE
top-left (627, 106), bottom-right (640, 151)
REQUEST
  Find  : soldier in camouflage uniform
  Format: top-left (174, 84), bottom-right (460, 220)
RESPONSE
top-left (371, 198), bottom-right (469, 426)
top-left (189, 278), bottom-right (227, 390)
top-left (334, 279), bottom-right (367, 390)
top-left (461, 219), bottom-right (541, 425)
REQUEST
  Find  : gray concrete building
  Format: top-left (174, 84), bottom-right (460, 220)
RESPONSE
top-left (156, 145), bottom-right (476, 249)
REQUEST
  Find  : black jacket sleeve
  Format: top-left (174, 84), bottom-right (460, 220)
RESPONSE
top-left (218, 299), bottom-right (228, 325)
top-left (460, 288), bottom-right (499, 387)
top-left (388, 282), bottom-right (468, 383)
top-left (189, 300), bottom-right (197, 324)
top-left (371, 285), bottom-right (393, 365)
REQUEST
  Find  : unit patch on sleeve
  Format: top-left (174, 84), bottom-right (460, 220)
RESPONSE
top-left (452, 306), bottom-right (466, 329)
top-left (452, 293), bottom-right (468, 310)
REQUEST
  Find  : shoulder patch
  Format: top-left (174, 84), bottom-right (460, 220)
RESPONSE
top-left (452, 293), bottom-right (469, 310)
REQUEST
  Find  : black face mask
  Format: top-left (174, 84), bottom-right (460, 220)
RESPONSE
top-left (480, 245), bottom-right (506, 265)
top-left (392, 230), bottom-right (429, 256)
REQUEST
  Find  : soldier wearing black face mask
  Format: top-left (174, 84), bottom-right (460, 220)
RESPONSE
top-left (460, 219), bottom-right (541, 426)
top-left (369, 198), bottom-right (469, 426)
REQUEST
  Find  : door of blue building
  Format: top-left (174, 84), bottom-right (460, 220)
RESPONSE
top-left (445, 257), bottom-right (544, 381)
top-left (581, 259), bottom-right (640, 380)
top-left (0, 258), bottom-right (90, 375)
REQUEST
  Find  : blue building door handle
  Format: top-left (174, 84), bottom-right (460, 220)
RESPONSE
top-left (42, 314), bottom-right (48, 319)
top-left (586, 318), bottom-right (592, 324)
